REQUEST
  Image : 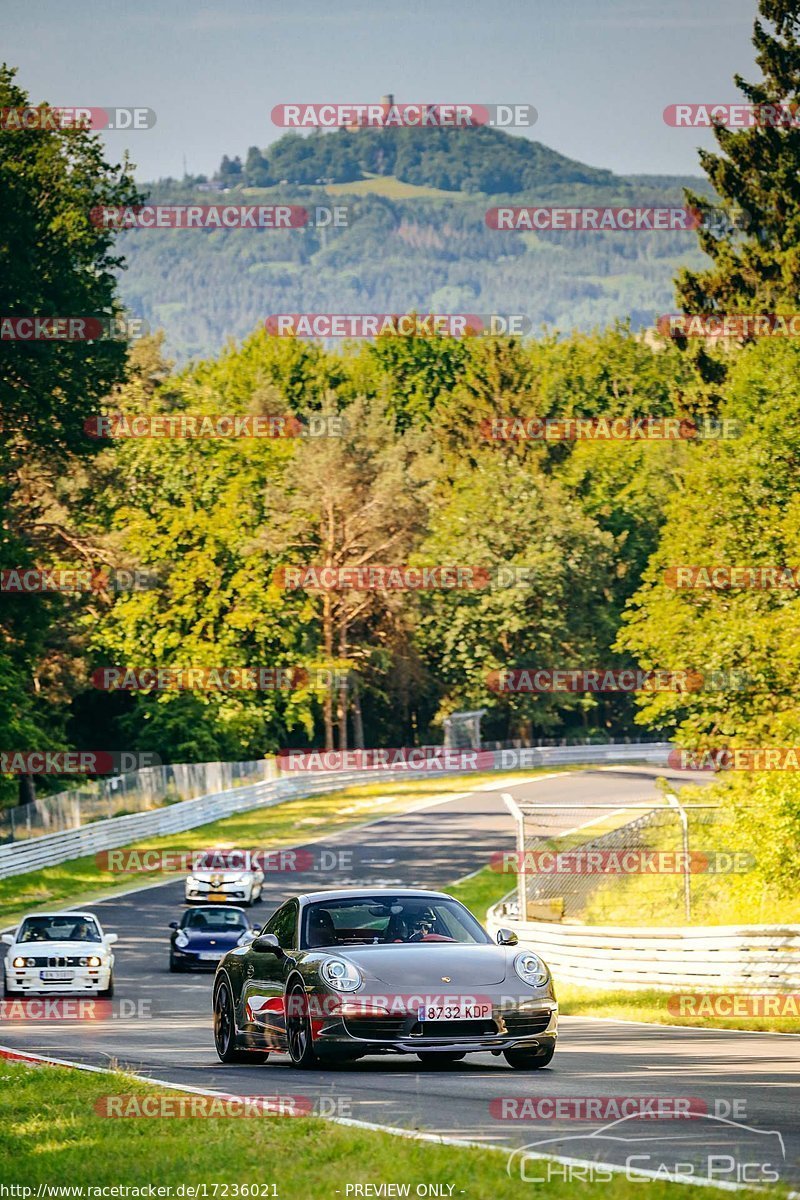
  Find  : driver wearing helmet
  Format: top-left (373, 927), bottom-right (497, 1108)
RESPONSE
top-left (407, 906), bottom-right (438, 941)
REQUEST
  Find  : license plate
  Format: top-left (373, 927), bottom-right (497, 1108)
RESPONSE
top-left (199, 952), bottom-right (220, 961)
top-left (207, 892), bottom-right (228, 901)
top-left (40, 970), bottom-right (74, 981)
top-left (418, 1002), bottom-right (492, 1022)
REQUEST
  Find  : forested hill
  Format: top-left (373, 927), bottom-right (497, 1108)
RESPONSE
top-left (215, 125), bottom-right (621, 191)
top-left (118, 126), bottom-right (712, 360)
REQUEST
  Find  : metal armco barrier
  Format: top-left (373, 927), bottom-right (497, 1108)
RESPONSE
top-left (0, 742), bottom-right (672, 881)
top-left (486, 903), bottom-right (800, 993)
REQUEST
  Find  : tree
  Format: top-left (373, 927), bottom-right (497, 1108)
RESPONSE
top-left (0, 64), bottom-right (141, 803)
top-left (676, 3), bottom-right (800, 322)
top-left (262, 393), bottom-right (436, 750)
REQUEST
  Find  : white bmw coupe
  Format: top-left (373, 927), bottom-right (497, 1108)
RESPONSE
top-left (3, 910), bottom-right (117, 997)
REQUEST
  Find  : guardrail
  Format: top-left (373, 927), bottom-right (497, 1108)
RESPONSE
top-left (0, 742), bottom-right (672, 881)
top-left (486, 901), bottom-right (800, 992)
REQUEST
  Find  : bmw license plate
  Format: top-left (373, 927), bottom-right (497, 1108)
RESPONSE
top-left (40, 970), bottom-right (74, 981)
top-left (418, 1002), bottom-right (492, 1021)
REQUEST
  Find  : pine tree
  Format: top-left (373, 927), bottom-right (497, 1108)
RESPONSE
top-left (676, 1), bottom-right (800, 317)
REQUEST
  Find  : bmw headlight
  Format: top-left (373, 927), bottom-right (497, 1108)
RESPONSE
top-left (12, 956), bottom-right (27, 968)
top-left (514, 951), bottom-right (549, 987)
top-left (321, 958), bottom-right (362, 992)
top-left (84, 956), bottom-right (103, 967)
top-left (175, 932), bottom-right (189, 949)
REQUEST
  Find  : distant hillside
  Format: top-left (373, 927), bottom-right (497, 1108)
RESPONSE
top-left (215, 126), bottom-right (621, 193)
top-left (118, 128), bottom-right (712, 361)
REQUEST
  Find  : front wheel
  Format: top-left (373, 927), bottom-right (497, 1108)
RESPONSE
top-left (504, 1044), bottom-right (555, 1070)
top-left (214, 979), bottom-right (268, 1063)
top-left (417, 1052), bottom-right (466, 1066)
top-left (286, 985), bottom-right (319, 1069)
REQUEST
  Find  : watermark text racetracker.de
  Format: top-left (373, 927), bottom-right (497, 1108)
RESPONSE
top-left (481, 415), bottom-right (739, 440)
top-left (0, 106), bottom-right (156, 130)
top-left (1, 567), bottom-right (159, 593)
top-left (1, 316), bottom-right (147, 341)
top-left (490, 849), bottom-right (755, 875)
top-left (90, 666), bottom-right (351, 691)
top-left (0, 998), bottom-right (153, 1021)
top-left (0, 751), bottom-right (160, 775)
top-left (265, 313), bottom-right (531, 338)
top-left (271, 101), bottom-right (536, 128)
top-left (83, 413), bottom-right (346, 439)
top-left (90, 205), bottom-right (347, 230)
top-left (94, 847), bottom-right (354, 874)
top-left (486, 206), bottom-right (702, 231)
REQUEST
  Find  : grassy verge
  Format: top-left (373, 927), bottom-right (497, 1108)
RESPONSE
top-left (555, 984), bottom-right (800, 1033)
top-left (0, 1061), bottom-right (769, 1199)
top-left (0, 768), bottom-right (568, 928)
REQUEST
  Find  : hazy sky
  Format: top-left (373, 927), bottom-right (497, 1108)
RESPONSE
top-left (3, 0), bottom-right (759, 182)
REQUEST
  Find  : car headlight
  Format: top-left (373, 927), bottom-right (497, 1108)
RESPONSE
top-left (237, 872), bottom-right (253, 883)
top-left (86, 956), bottom-right (103, 967)
top-left (175, 932), bottom-right (189, 948)
top-left (321, 958), bottom-right (362, 992)
top-left (186, 876), bottom-right (201, 888)
top-left (12, 956), bottom-right (32, 969)
top-left (236, 931), bottom-right (254, 946)
top-left (514, 951), bottom-right (549, 987)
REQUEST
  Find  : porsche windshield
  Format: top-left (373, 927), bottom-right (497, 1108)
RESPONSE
top-left (302, 896), bottom-right (490, 948)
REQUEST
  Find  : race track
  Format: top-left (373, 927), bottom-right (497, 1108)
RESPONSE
top-left (2, 767), bottom-right (798, 1186)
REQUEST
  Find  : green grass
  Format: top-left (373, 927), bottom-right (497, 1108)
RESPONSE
top-left (0, 1062), bottom-right (771, 1198)
top-left (0, 769), bottom-right (564, 928)
top-left (557, 984), bottom-right (800, 1034)
top-left (324, 174), bottom-right (464, 199)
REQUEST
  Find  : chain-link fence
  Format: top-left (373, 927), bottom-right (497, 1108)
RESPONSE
top-left (502, 793), bottom-right (721, 925)
top-left (0, 759), bottom-right (275, 844)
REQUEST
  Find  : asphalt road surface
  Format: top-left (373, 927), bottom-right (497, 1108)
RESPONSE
top-left (2, 766), bottom-right (798, 1187)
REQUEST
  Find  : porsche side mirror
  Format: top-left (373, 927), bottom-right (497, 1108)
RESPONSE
top-left (105, 933), bottom-right (119, 944)
top-left (496, 928), bottom-right (519, 946)
top-left (169, 922), bottom-right (179, 930)
top-left (253, 933), bottom-right (283, 956)
top-left (1, 934), bottom-right (13, 945)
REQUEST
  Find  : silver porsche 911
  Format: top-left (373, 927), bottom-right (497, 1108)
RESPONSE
top-left (212, 888), bottom-right (557, 1069)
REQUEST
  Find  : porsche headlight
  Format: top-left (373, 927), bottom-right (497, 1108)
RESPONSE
top-left (514, 951), bottom-right (549, 987)
top-left (321, 958), bottom-right (362, 992)
top-left (175, 932), bottom-right (189, 948)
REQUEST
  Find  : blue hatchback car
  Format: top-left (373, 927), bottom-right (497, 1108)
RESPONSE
top-left (169, 905), bottom-right (257, 972)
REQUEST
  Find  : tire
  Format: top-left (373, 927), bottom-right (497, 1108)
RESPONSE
top-left (417, 1052), bottom-right (466, 1067)
top-left (169, 955), bottom-right (183, 973)
top-left (286, 984), bottom-right (319, 1069)
top-left (504, 1044), bottom-right (555, 1070)
top-left (97, 974), bottom-right (114, 999)
top-left (3, 976), bottom-right (16, 999)
top-left (213, 979), bottom-right (268, 1063)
